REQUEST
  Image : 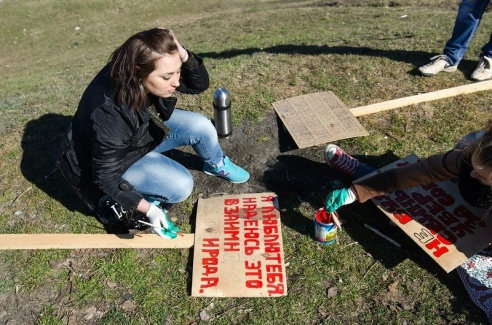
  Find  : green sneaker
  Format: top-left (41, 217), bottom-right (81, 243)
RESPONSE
top-left (203, 156), bottom-right (250, 183)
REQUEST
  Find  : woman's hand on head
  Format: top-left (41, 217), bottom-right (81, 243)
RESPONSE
top-left (168, 30), bottom-right (189, 62)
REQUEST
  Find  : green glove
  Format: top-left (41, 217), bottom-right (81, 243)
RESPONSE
top-left (164, 219), bottom-right (181, 237)
top-left (325, 187), bottom-right (357, 212)
top-left (146, 204), bottom-right (180, 239)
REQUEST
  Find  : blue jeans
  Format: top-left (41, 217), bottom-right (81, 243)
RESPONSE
top-left (444, 0), bottom-right (492, 65)
top-left (455, 129), bottom-right (485, 149)
top-left (354, 163), bottom-right (376, 179)
top-left (122, 109), bottom-right (224, 204)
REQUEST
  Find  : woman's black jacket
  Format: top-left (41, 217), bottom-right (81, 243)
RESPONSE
top-left (55, 52), bottom-right (209, 213)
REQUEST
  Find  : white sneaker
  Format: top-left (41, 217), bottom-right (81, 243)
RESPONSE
top-left (418, 55), bottom-right (458, 76)
top-left (470, 56), bottom-right (492, 81)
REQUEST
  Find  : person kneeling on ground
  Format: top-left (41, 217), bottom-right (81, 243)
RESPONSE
top-left (54, 28), bottom-right (249, 238)
top-left (324, 123), bottom-right (492, 321)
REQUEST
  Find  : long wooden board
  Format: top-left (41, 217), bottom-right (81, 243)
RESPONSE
top-left (350, 79), bottom-right (492, 117)
top-left (0, 233), bottom-right (194, 249)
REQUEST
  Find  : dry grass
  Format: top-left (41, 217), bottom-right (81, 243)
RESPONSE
top-left (1, 0), bottom-right (491, 324)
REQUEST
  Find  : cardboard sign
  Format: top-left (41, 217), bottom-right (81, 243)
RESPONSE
top-left (366, 155), bottom-right (492, 272)
top-left (191, 193), bottom-right (287, 297)
top-left (272, 91), bottom-right (368, 149)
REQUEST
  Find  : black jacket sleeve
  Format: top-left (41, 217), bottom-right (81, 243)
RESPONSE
top-left (176, 51), bottom-right (209, 95)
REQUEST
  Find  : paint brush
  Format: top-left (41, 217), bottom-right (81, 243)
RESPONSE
top-left (138, 220), bottom-right (184, 237)
top-left (331, 212), bottom-right (342, 231)
top-left (364, 224), bottom-right (400, 248)
top-left (325, 210), bottom-right (332, 224)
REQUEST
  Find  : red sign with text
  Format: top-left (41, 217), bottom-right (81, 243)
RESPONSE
top-left (367, 155), bottom-right (492, 272)
top-left (192, 193), bottom-right (287, 297)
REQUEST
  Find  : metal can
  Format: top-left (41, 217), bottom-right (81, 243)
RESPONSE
top-left (314, 208), bottom-right (338, 245)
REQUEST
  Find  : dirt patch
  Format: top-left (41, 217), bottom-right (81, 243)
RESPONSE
top-left (167, 108), bottom-right (349, 222)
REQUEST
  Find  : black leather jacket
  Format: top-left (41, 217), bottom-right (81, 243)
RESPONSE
top-left (59, 52), bottom-right (209, 212)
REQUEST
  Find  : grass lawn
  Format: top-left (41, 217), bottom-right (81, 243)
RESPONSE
top-left (1, 0), bottom-right (491, 324)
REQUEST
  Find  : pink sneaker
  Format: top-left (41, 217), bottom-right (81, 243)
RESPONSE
top-left (324, 144), bottom-right (360, 177)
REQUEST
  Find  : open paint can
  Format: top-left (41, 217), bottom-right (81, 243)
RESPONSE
top-left (314, 208), bottom-right (338, 245)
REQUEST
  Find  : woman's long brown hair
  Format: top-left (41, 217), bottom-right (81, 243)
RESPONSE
top-left (464, 120), bottom-right (492, 168)
top-left (110, 28), bottom-right (178, 110)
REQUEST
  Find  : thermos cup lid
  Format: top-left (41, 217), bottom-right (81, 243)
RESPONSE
top-left (213, 88), bottom-right (231, 107)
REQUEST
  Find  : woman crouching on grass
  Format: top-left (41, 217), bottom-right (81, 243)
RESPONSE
top-left (55, 28), bottom-right (249, 239)
top-left (323, 121), bottom-right (492, 322)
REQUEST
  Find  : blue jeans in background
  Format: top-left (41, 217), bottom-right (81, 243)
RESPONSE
top-left (444, 0), bottom-right (492, 65)
top-left (122, 108), bottom-right (224, 204)
top-left (455, 129), bottom-right (485, 149)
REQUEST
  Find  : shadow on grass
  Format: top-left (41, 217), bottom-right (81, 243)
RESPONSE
top-left (261, 149), bottom-right (489, 323)
top-left (261, 151), bottom-right (413, 269)
top-left (20, 113), bottom-right (132, 234)
top-left (20, 113), bottom-right (85, 211)
top-left (198, 44), bottom-right (480, 77)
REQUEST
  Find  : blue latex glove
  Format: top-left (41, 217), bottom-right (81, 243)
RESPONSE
top-left (325, 187), bottom-right (357, 212)
top-left (146, 204), bottom-right (180, 239)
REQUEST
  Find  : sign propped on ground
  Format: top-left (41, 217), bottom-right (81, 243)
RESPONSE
top-left (364, 155), bottom-right (492, 272)
top-left (192, 192), bottom-right (287, 297)
top-left (273, 81), bottom-right (492, 149)
top-left (272, 91), bottom-right (368, 149)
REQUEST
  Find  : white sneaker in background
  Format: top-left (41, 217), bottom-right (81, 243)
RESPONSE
top-left (418, 55), bottom-right (458, 76)
top-left (470, 56), bottom-right (492, 81)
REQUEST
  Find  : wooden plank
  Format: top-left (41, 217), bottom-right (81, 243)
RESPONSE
top-left (349, 80), bottom-right (492, 117)
top-left (0, 233), bottom-right (194, 250)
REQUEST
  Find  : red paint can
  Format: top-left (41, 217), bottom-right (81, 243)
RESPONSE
top-left (314, 208), bottom-right (338, 245)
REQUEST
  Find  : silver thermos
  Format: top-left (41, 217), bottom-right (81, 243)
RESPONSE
top-left (213, 87), bottom-right (232, 138)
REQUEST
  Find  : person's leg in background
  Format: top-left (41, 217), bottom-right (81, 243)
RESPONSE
top-left (444, 0), bottom-right (490, 65)
top-left (419, 0), bottom-right (490, 77)
top-left (324, 144), bottom-right (375, 179)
